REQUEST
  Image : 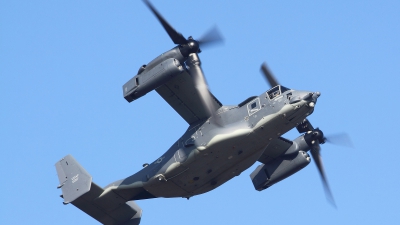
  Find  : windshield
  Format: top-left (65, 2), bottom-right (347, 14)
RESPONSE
top-left (267, 85), bottom-right (291, 99)
top-left (280, 85), bottom-right (291, 93)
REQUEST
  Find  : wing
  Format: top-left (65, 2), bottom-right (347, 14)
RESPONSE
top-left (258, 137), bottom-right (293, 164)
top-left (156, 69), bottom-right (222, 124)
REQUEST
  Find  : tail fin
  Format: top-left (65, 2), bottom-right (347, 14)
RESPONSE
top-left (55, 155), bottom-right (142, 225)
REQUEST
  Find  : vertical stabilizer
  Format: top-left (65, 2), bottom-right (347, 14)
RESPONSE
top-left (55, 155), bottom-right (142, 225)
top-left (56, 155), bottom-right (92, 203)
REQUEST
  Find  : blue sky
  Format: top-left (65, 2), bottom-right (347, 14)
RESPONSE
top-left (1, 0), bottom-right (399, 224)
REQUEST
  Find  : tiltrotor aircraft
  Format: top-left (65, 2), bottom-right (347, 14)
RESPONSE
top-left (55, 1), bottom-right (348, 224)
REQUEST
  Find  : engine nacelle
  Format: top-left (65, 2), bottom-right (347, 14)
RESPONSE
top-left (123, 58), bottom-right (184, 102)
top-left (250, 150), bottom-right (311, 191)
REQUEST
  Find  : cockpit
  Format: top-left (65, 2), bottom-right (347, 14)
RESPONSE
top-left (266, 85), bottom-right (291, 100)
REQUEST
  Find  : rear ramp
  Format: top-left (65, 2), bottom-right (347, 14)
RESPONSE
top-left (55, 155), bottom-right (142, 225)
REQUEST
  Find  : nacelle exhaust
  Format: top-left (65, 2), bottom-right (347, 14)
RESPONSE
top-left (123, 58), bottom-right (184, 102)
top-left (250, 151), bottom-right (311, 191)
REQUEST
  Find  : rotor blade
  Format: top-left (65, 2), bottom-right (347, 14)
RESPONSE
top-left (310, 142), bottom-right (337, 208)
top-left (198, 26), bottom-right (224, 47)
top-left (325, 133), bottom-right (354, 148)
top-left (143, 0), bottom-right (187, 45)
top-left (186, 53), bottom-right (217, 117)
top-left (261, 62), bottom-right (279, 88)
top-left (296, 118), bottom-right (315, 133)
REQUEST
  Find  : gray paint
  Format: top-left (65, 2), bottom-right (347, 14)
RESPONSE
top-left (123, 57), bottom-right (184, 102)
top-left (250, 151), bottom-right (311, 191)
top-left (56, 75), bottom-right (320, 224)
top-left (55, 155), bottom-right (142, 225)
top-left (55, 1), bottom-right (326, 224)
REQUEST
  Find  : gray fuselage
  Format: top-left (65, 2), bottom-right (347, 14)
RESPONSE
top-left (107, 87), bottom-right (317, 200)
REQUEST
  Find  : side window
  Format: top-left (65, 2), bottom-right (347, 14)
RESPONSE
top-left (247, 98), bottom-right (261, 116)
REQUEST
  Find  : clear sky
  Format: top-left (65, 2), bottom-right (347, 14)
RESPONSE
top-left (1, 0), bottom-right (399, 224)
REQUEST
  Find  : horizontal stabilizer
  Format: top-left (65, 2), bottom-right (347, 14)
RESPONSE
top-left (55, 155), bottom-right (142, 225)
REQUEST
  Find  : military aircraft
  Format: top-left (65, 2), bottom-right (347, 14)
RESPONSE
top-left (55, 1), bottom-right (349, 224)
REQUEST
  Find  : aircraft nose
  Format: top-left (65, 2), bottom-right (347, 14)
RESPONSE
top-left (289, 91), bottom-right (320, 105)
top-left (310, 91), bottom-right (320, 102)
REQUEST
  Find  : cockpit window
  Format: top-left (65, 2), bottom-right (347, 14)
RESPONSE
top-left (267, 85), bottom-right (291, 100)
top-left (267, 86), bottom-right (280, 99)
top-left (280, 85), bottom-right (291, 93)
